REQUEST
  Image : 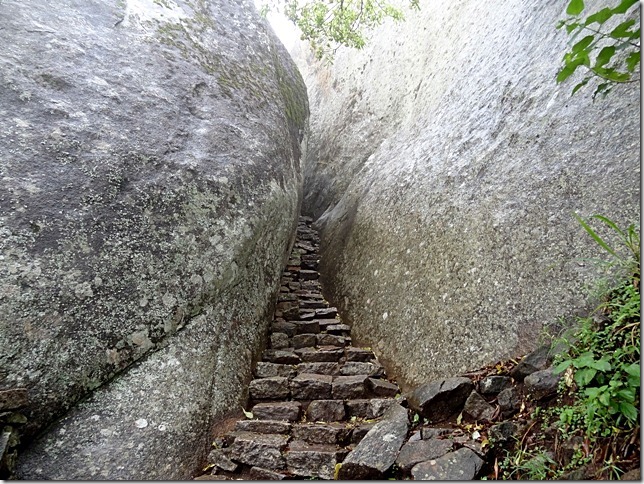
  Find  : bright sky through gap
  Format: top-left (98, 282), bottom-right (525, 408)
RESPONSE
top-left (253, 0), bottom-right (301, 51)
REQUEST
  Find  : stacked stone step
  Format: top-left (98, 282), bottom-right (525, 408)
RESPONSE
top-left (197, 217), bottom-right (402, 480)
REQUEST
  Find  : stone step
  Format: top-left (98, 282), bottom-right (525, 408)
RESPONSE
top-left (346, 347), bottom-right (376, 362)
top-left (332, 375), bottom-right (369, 399)
top-left (234, 420), bottom-right (292, 435)
top-left (262, 349), bottom-right (301, 365)
top-left (305, 399), bottom-right (346, 422)
top-left (291, 422), bottom-right (350, 445)
top-left (295, 346), bottom-right (344, 363)
top-left (254, 362), bottom-right (297, 379)
top-left (290, 373), bottom-right (333, 400)
top-left (228, 432), bottom-right (289, 471)
top-left (285, 440), bottom-right (344, 480)
top-left (251, 402), bottom-right (302, 422)
top-left (249, 376), bottom-right (290, 400)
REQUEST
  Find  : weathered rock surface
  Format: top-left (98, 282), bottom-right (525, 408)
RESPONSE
top-left (293, 0), bottom-right (640, 389)
top-left (337, 403), bottom-right (409, 479)
top-left (408, 377), bottom-right (474, 422)
top-left (6, 0), bottom-right (307, 478)
top-left (411, 447), bottom-right (484, 480)
top-left (524, 368), bottom-right (561, 400)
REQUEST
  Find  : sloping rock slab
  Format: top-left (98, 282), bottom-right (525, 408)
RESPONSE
top-left (337, 403), bottom-right (408, 479)
top-left (395, 438), bottom-right (453, 473)
top-left (408, 377), bottom-right (474, 422)
top-left (411, 447), bottom-right (484, 480)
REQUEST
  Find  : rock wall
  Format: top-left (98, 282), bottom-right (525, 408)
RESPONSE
top-left (0, 0), bottom-right (307, 479)
top-left (299, 0), bottom-right (640, 390)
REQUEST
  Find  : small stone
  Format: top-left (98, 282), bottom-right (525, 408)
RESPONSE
top-left (262, 350), bottom-right (301, 365)
top-left (270, 332), bottom-right (290, 350)
top-left (408, 377), bottom-right (474, 422)
top-left (297, 362), bottom-right (339, 375)
top-left (315, 307), bottom-right (337, 318)
top-left (408, 430), bottom-right (422, 442)
top-left (350, 422), bottom-right (376, 444)
top-left (344, 399), bottom-right (372, 419)
top-left (421, 427), bottom-right (451, 440)
top-left (252, 402), bottom-right (302, 422)
top-left (254, 362), bottom-right (296, 379)
top-left (229, 432), bottom-right (289, 470)
top-left (298, 310), bottom-right (317, 320)
top-left (292, 334), bottom-right (317, 349)
top-left (296, 347), bottom-right (344, 363)
top-left (299, 270), bottom-right (319, 281)
top-left (234, 420), bottom-right (291, 434)
top-left (524, 368), bottom-right (561, 400)
top-left (411, 447), bottom-right (484, 480)
top-left (497, 387), bottom-right (521, 414)
top-left (271, 321), bottom-right (297, 337)
top-left (0, 389), bottom-right (28, 411)
top-left (340, 361), bottom-right (384, 377)
top-left (479, 375), bottom-right (513, 394)
top-left (325, 323), bottom-right (351, 334)
top-left (293, 320), bottom-right (320, 334)
top-left (248, 467), bottom-right (287, 480)
top-left (306, 400), bottom-right (345, 422)
top-left (396, 439), bottom-right (454, 472)
top-left (285, 440), bottom-right (340, 479)
top-left (207, 449), bottom-right (238, 472)
top-left (367, 378), bottom-right (399, 397)
top-left (370, 398), bottom-right (397, 418)
top-left (332, 375), bottom-right (368, 399)
top-left (346, 347), bottom-right (375, 362)
top-left (290, 373), bottom-right (332, 400)
top-left (316, 333), bottom-right (346, 347)
top-left (299, 299), bottom-right (327, 309)
top-left (489, 421), bottom-right (520, 443)
top-left (292, 422), bottom-right (350, 445)
top-left (510, 345), bottom-right (551, 381)
top-left (135, 418), bottom-right (148, 429)
top-left (462, 391), bottom-right (496, 422)
top-left (249, 377), bottom-right (290, 400)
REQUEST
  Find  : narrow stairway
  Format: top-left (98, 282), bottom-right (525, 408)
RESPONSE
top-left (195, 216), bottom-right (403, 480)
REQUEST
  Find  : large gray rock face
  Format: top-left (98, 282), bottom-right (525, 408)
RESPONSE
top-left (1, 0), bottom-right (307, 479)
top-left (298, 1), bottom-right (639, 389)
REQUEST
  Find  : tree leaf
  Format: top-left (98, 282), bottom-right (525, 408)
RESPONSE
top-left (553, 360), bottom-right (572, 374)
top-left (619, 402), bottom-right (638, 421)
top-left (574, 367), bottom-right (597, 386)
top-left (624, 362), bottom-right (640, 378)
top-left (566, 0), bottom-right (585, 16)
top-left (595, 46), bottom-right (616, 68)
top-left (610, 19), bottom-right (637, 38)
top-left (612, 0), bottom-right (639, 14)
top-left (626, 51), bottom-right (640, 72)
top-left (571, 34), bottom-right (594, 53)
top-left (571, 77), bottom-right (590, 95)
top-left (585, 7), bottom-right (613, 26)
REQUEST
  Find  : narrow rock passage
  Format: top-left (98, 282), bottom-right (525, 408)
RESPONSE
top-left (194, 216), bottom-right (405, 480)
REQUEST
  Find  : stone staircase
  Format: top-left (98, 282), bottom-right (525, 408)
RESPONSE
top-left (195, 216), bottom-right (404, 480)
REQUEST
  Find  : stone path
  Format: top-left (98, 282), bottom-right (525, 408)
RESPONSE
top-left (194, 217), bottom-right (406, 480)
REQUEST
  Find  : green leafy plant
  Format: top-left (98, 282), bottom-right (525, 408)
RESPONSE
top-left (262, 0), bottom-right (419, 60)
top-left (556, 0), bottom-right (640, 98)
top-left (552, 214), bottom-right (640, 437)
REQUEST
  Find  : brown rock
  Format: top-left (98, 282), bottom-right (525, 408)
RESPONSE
top-left (316, 333), bottom-right (346, 347)
top-left (0, 388), bottom-right (28, 411)
top-left (285, 440), bottom-right (340, 479)
top-left (297, 362), bottom-right (340, 375)
top-left (290, 373), bottom-right (332, 400)
top-left (248, 467), bottom-right (288, 480)
top-left (395, 439), bottom-right (454, 472)
top-left (229, 432), bottom-right (289, 470)
top-left (346, 347), bottom-right (375, 362)
top-left (252, 402), bottom-right (302, 422)
top-left (234, 420), bottom-right (291, 434)
top-left (292, 334), bottom-right (317, 349)
top-left (292, 422), bottom-right (350, 445)
top-left (270, 332), bottom-right (290, 350)
top-left (296, 347), bottom-right (344, 363)
top-left (249, 377), bottom-right (290, 400)
top-left (306, 400), bottom-right (346, 422)
top-left (367, 378), bottom-right (399, 397)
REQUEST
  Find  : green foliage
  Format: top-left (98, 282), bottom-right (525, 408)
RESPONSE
top-left (552, 214), bottom-right (640, 438)
top-left (556, 0), bottom-right (640, 98)
top-left (264, 0), bottom-right (419, 60)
